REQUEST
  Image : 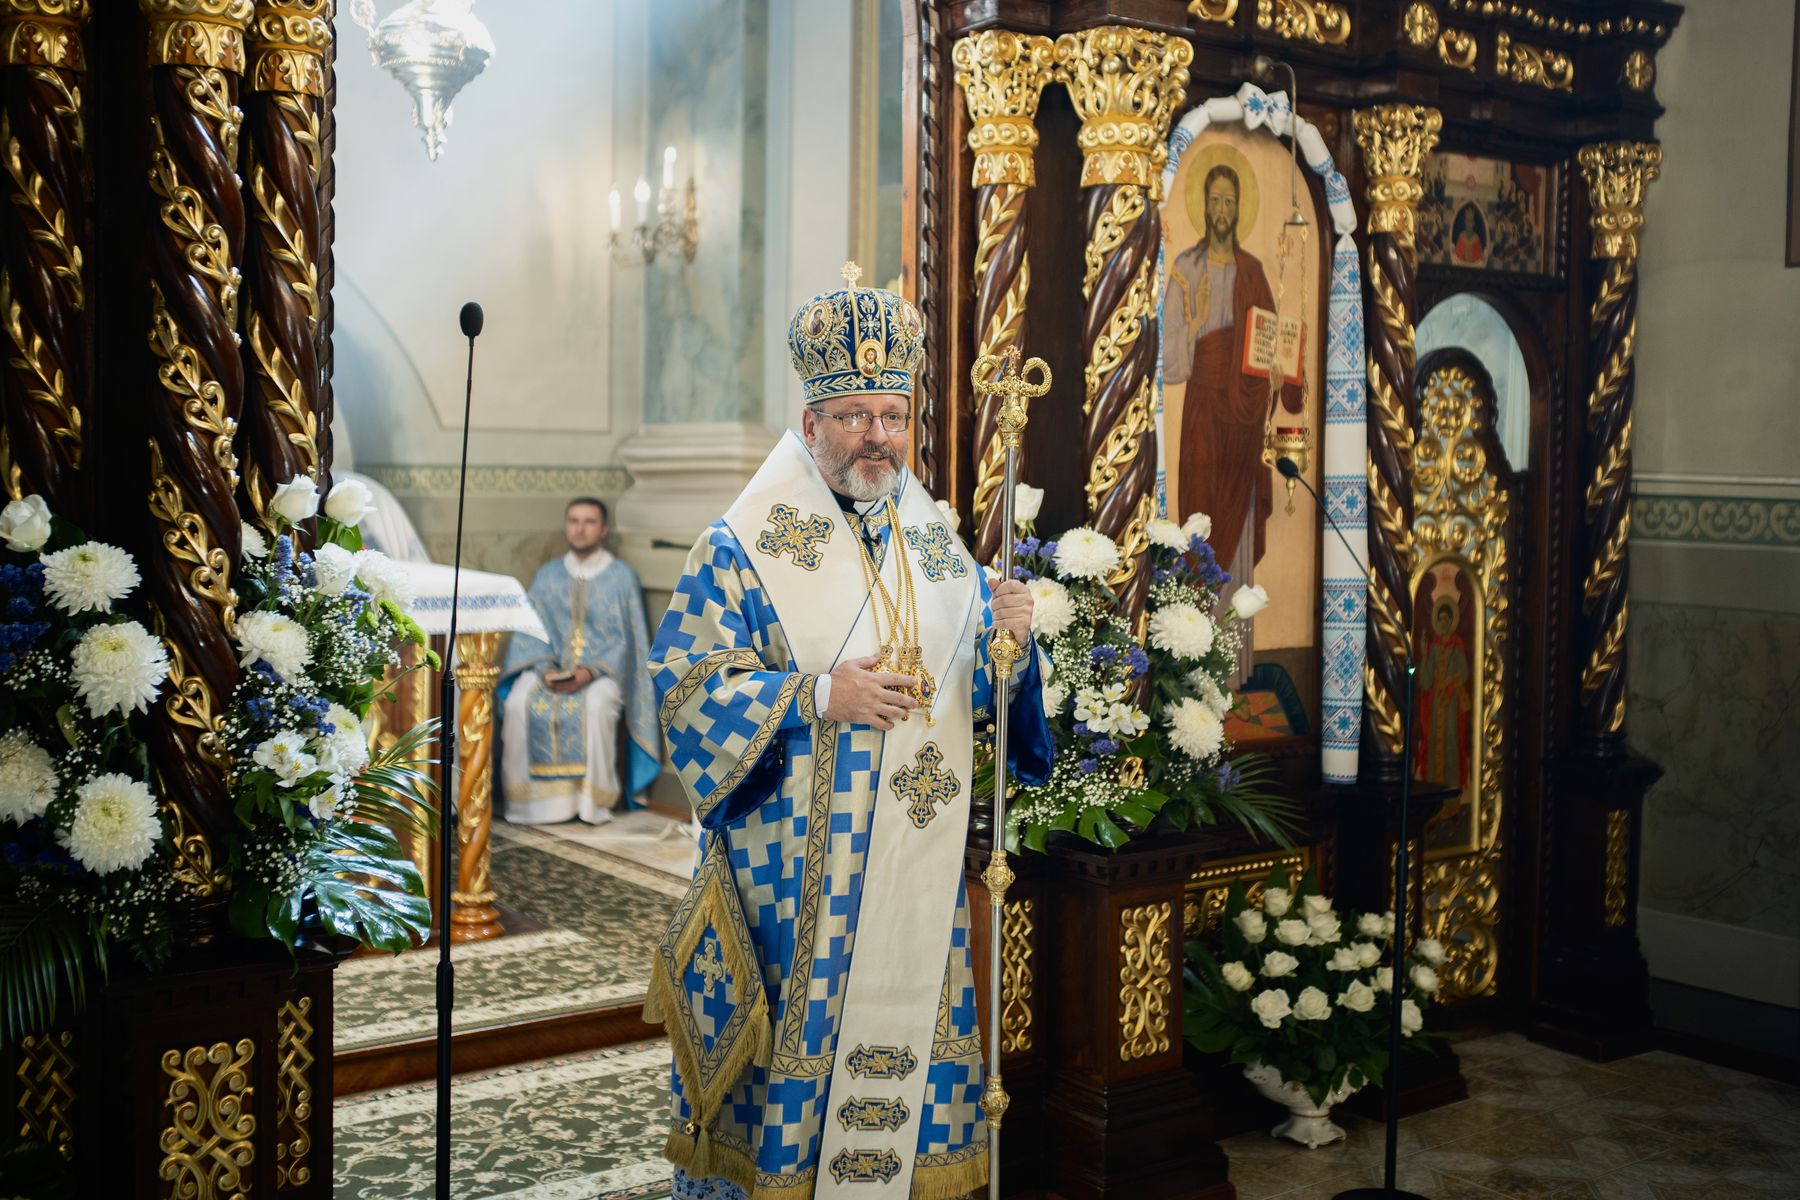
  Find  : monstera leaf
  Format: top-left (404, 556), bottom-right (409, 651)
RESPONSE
top-left (304, 821), bottom-right (433, 953)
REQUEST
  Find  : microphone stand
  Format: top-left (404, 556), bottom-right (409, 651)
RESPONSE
top-left (437, 301), bottom-right (483, 1200)
top-left (1275, 459), bottom-right (1424, 1200)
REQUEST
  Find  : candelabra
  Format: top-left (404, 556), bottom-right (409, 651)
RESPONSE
top-left (610, 147), bottom-right (700, 266)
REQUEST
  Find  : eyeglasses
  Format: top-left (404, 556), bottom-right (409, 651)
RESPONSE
top-left (811, 408), bottom-right (911, 434)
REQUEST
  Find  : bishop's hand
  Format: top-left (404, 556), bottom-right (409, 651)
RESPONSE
top-left (989, 578), bottom-right (1033, 646)
top-left (824, 654), bottom-right (919, 731)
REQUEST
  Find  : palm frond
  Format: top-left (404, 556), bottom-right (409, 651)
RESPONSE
top-left (347, 720), bottom-right (440, 838)
top-left (0, 902), bottom-right (104, 1049)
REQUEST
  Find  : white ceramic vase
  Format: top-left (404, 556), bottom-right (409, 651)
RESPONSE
top-left (1243, 1062), bottom-right (1360, 1149)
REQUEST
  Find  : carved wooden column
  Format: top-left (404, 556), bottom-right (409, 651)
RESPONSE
top-left (240, 1), bottom-right (329, 527)
top-left (1352, 103), bottom-right (1440, 778)
top-left (139, 0), bottom-right (254, 905)
top-left (952, 29), bottom-right (1053, 565)
top-left (1575, 141), bottom-right (1658, 752)
top-left (0, 1), bottom-right (92, 521)
top-left (1055, 27), bottom-right (1190, 632)
top-left (450, 631), bottom-right (504, 942)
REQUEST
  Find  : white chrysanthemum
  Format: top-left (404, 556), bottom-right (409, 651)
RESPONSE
top-left (1052, 527), bottom-right (1120, 582)
top-left (241, 523), bottom-right (269, 561)
top-left (312, 543), bottom-right (357, 596)
top-left (0, 731), bottom-right (58, 824)
top-left (1166, 696), bottom-right (1224, 761)
top-left (64, 773), bottom-right (161, 874)
top-left (1188, 672), bottom-right (1232, 719)
top-left (314, 702), bottom-right (370, 778)
top-left (70, 620), bottom-right (170, 718)
top-left (355, 549), bottom-right (417, 609)
top-left (1026, 577), bottom-right (1075, 640)
top-left (235, 610), bottom-right (312, 679)
top-left (1145, 518), bottom-right (1187, 550)
top-left (254, 731), bottom-right (318, 788)
top-left (1042, 681), bottom-right (1067, 716)
top-left (1148, 602), bottom-right (1216, 660)
top-left (40, 542), bottom-right (140, 614)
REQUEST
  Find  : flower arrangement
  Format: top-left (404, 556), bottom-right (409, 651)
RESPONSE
top-left (1185, 865), bottom-right (1444, 1107)
top-left (0, 495), bottom-right (176, 1043)
top-left (223, 475), bottom-right (439, 953)
top-left (1002, 484), bottom-right (1293, 852)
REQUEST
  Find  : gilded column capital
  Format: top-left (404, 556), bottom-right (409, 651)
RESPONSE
top-left (0, 0), bottom-right (89, 69)
top-left (139, 0), bottom-right (255, 72)
top-left (1053, 26), bottom-right (1193, 199)
top-left (1353, 104), bottom-right (1443, 236)
top-left (247, 0), bottom-right (331, 95)
top-left (1578, 141), bottom-right (1661, 260)
top-left (953, 30), bottom-right (1055, 188)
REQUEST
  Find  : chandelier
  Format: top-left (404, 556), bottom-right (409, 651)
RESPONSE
top-left (350, 0), bottom-right (495, 161)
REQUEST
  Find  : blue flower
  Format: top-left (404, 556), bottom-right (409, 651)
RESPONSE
top-left (1041, 540), bottom-right (1058, 559)
top-left (1012, 565), bottom-right (1036, 581)
top-left (1014, 536), bottom-right (1041, 559)
top-left (273, 534), bottom-right (295, 576)
top-left (1073, 721), bottom-right (1090, 736)
top-left (1217, 761), bottom-right (1242, 790)
top-left (1127, 645), bottom-right (1149, 678)
top-left (1092, 737), bottom-right (1119, 756)
top-left (1090, 645), bottom-right (1118, 665)
top-left (1077, 758), bottom-right (1098, 774)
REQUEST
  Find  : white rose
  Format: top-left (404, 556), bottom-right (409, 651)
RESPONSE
top-left (1401, 998), bottom-right (1424, 1037)
top-left (269, 476), bottom-right (321, 524)
top-left (1411, 965), bottom-right (1441, 995)
top-left (1306, 912), bottom-right (1343, 945)
top-left (1327, 946), bottom-right (1361, 972)
top-left (1181, 511), bottom-right (1212, 541)
top-left (1145, 517), bottom-right (1186, 550)
top-left (1221, 962), bottom-right (1254, 992)
top-left (1249, 988), bottom-right (1291, 1029)
top-left (1376, 966), bottom-right (1394, 993)
top-left (1262, 887), bottom-right (1292, 917)
top-left (1380, 912), bottom-right (1396, 938)
top-left (1294, 986), bottom-right (1332, 1022)
top-left (1302, 895), bottom-right (1333, 919)
top-left (934, 498), bottom-right (961, 534)
top-left (1013, 483), bottom-right (1043, 525)
top-left (1274, 918), bottom-right (1312, 947)
top-left (1353, 942), bottom-right (1381, 969)
top-left (1230, 583), bottom-right (1270, 619)
top-left (1260, 950), bottom-right (1299, 978)
top-left (1338, 979), bottom-right (1377, 1013)
top-left (1416, 938), bottom-right (1447, 966)
top-left (311, 543), bottom-right (356, 596)
top-left (324, 478), bottom-right (376, 526)
top-left (1357, 913), bottom-right (1389, 939)
top-left (0, 494), bottom-right (51, 552)
top-left (1233, 909), bottom-right (1267, 944)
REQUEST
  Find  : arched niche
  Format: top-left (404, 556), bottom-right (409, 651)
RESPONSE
top-left (1417, 292), bottom-right (1532, 473)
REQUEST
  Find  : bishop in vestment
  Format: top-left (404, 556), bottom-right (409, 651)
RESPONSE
top-left (645, 271), bottom-right (1053, 1200)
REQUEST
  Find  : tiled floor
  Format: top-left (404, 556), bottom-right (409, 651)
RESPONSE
top-left (1222, 1032), bottom-right (1800, 1199)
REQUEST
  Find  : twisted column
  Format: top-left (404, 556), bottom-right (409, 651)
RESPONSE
top-left (953, 29), bottom-right (1053, 565)
top-left (1576, 142), bottom-right (1659, 748)
top-left (240, 1), bottom-right (329, 526)
top-left (1352, 104), bottom-right (1439, 771)
top-left (911, 1), bottom-right (944, 494)
top-left (450, 632), bottom-right (504, 942)
top-left (139, 0), bottom-right (254, 894)
top-left (0, 1), bottom-right (91, 518)
top-left (1055, 27), bottom-right (1191, 629)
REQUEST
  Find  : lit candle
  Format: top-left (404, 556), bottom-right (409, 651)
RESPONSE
top-left (634, 178), bottom-right (651, 225)
top-left (662, 145), bottom-right (677, 190)
top-left (608, 188), bottom-right (621, 233)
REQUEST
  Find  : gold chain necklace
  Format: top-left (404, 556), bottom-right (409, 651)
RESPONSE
top-left (852, 498), bottom-right (936, 725)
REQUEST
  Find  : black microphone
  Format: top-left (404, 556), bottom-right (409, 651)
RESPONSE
top-left (437, 301), bottom-right (482, 1200)
top-left (1278, 456), bottom-right (1424, 1200)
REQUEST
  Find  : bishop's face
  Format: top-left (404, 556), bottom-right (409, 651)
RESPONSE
top-left (803, 394), bottom-right (911, 502)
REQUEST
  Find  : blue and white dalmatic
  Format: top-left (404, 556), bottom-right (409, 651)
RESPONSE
top-left (645, 432), bottom-right (1052, 1200)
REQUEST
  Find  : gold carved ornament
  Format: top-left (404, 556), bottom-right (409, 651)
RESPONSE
top-left (0, 1), bottom-right (90, 70)
top-left (1053, 26), bottom-right (1193, 196)
top-left (951, 31), bottom-right (1054, 189)
top-left (1354, 105), bottom-right (1442, 239)
top-left (140, 0), bottom-right (256, 71)
top-left (246, 0), bottom-right (330, 96)
top-left (16, 1030), bottom-right (76, 1160)
top-left (1117, 901), bottom-right (1173, 1061)
top-left (1622, 49), bottom-right (1655, 93)
top-left (1495, 30), bottom-right (1573, 91)
top-left (1442, 0), bottom-right (1668, 41)
top-left (1188, 0), bottom-right (1238, 22)
top-left (1438, 27), bottom-right (1478, 71)
top-left (1603, 810), bottom-right (1630, 928)
top-left (1412, 363), bottom-right (1512, 1000)
top-left (1000, 898), bottom-right (1035, 1053)
top-left (1258, 0), bottom-right (1351, 46)
top-left (275, 997), bottom-right (314, 1188)
top-left (1402, 2), bottom-right (1438, 45)
top-left (159, 1039), bottom-right (257, 1198)
top-left (452, 631), bottom-right (504, 913)
top-left (1578, 141), bottom-right (1661, 262)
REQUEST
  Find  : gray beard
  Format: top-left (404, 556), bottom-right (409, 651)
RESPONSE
top-left (814, 439), bottom-right (900, 503)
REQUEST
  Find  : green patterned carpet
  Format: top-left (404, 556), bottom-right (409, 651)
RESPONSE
top-left (334, 1041), bottom-right (674, 1199)
top-left (336, 839), bottom-right (683, 1052)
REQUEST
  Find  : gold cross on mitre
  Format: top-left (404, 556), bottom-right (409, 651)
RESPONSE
top-left (970, 344), bottom-right (1052, 451)
top-left (841, 260), bottom-right (864, 289)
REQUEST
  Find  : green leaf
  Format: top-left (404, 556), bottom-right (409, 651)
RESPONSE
top-left (0, 901), bottom-right (104, 1048)
top-left (297, 823), bottom-right (432, 953)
